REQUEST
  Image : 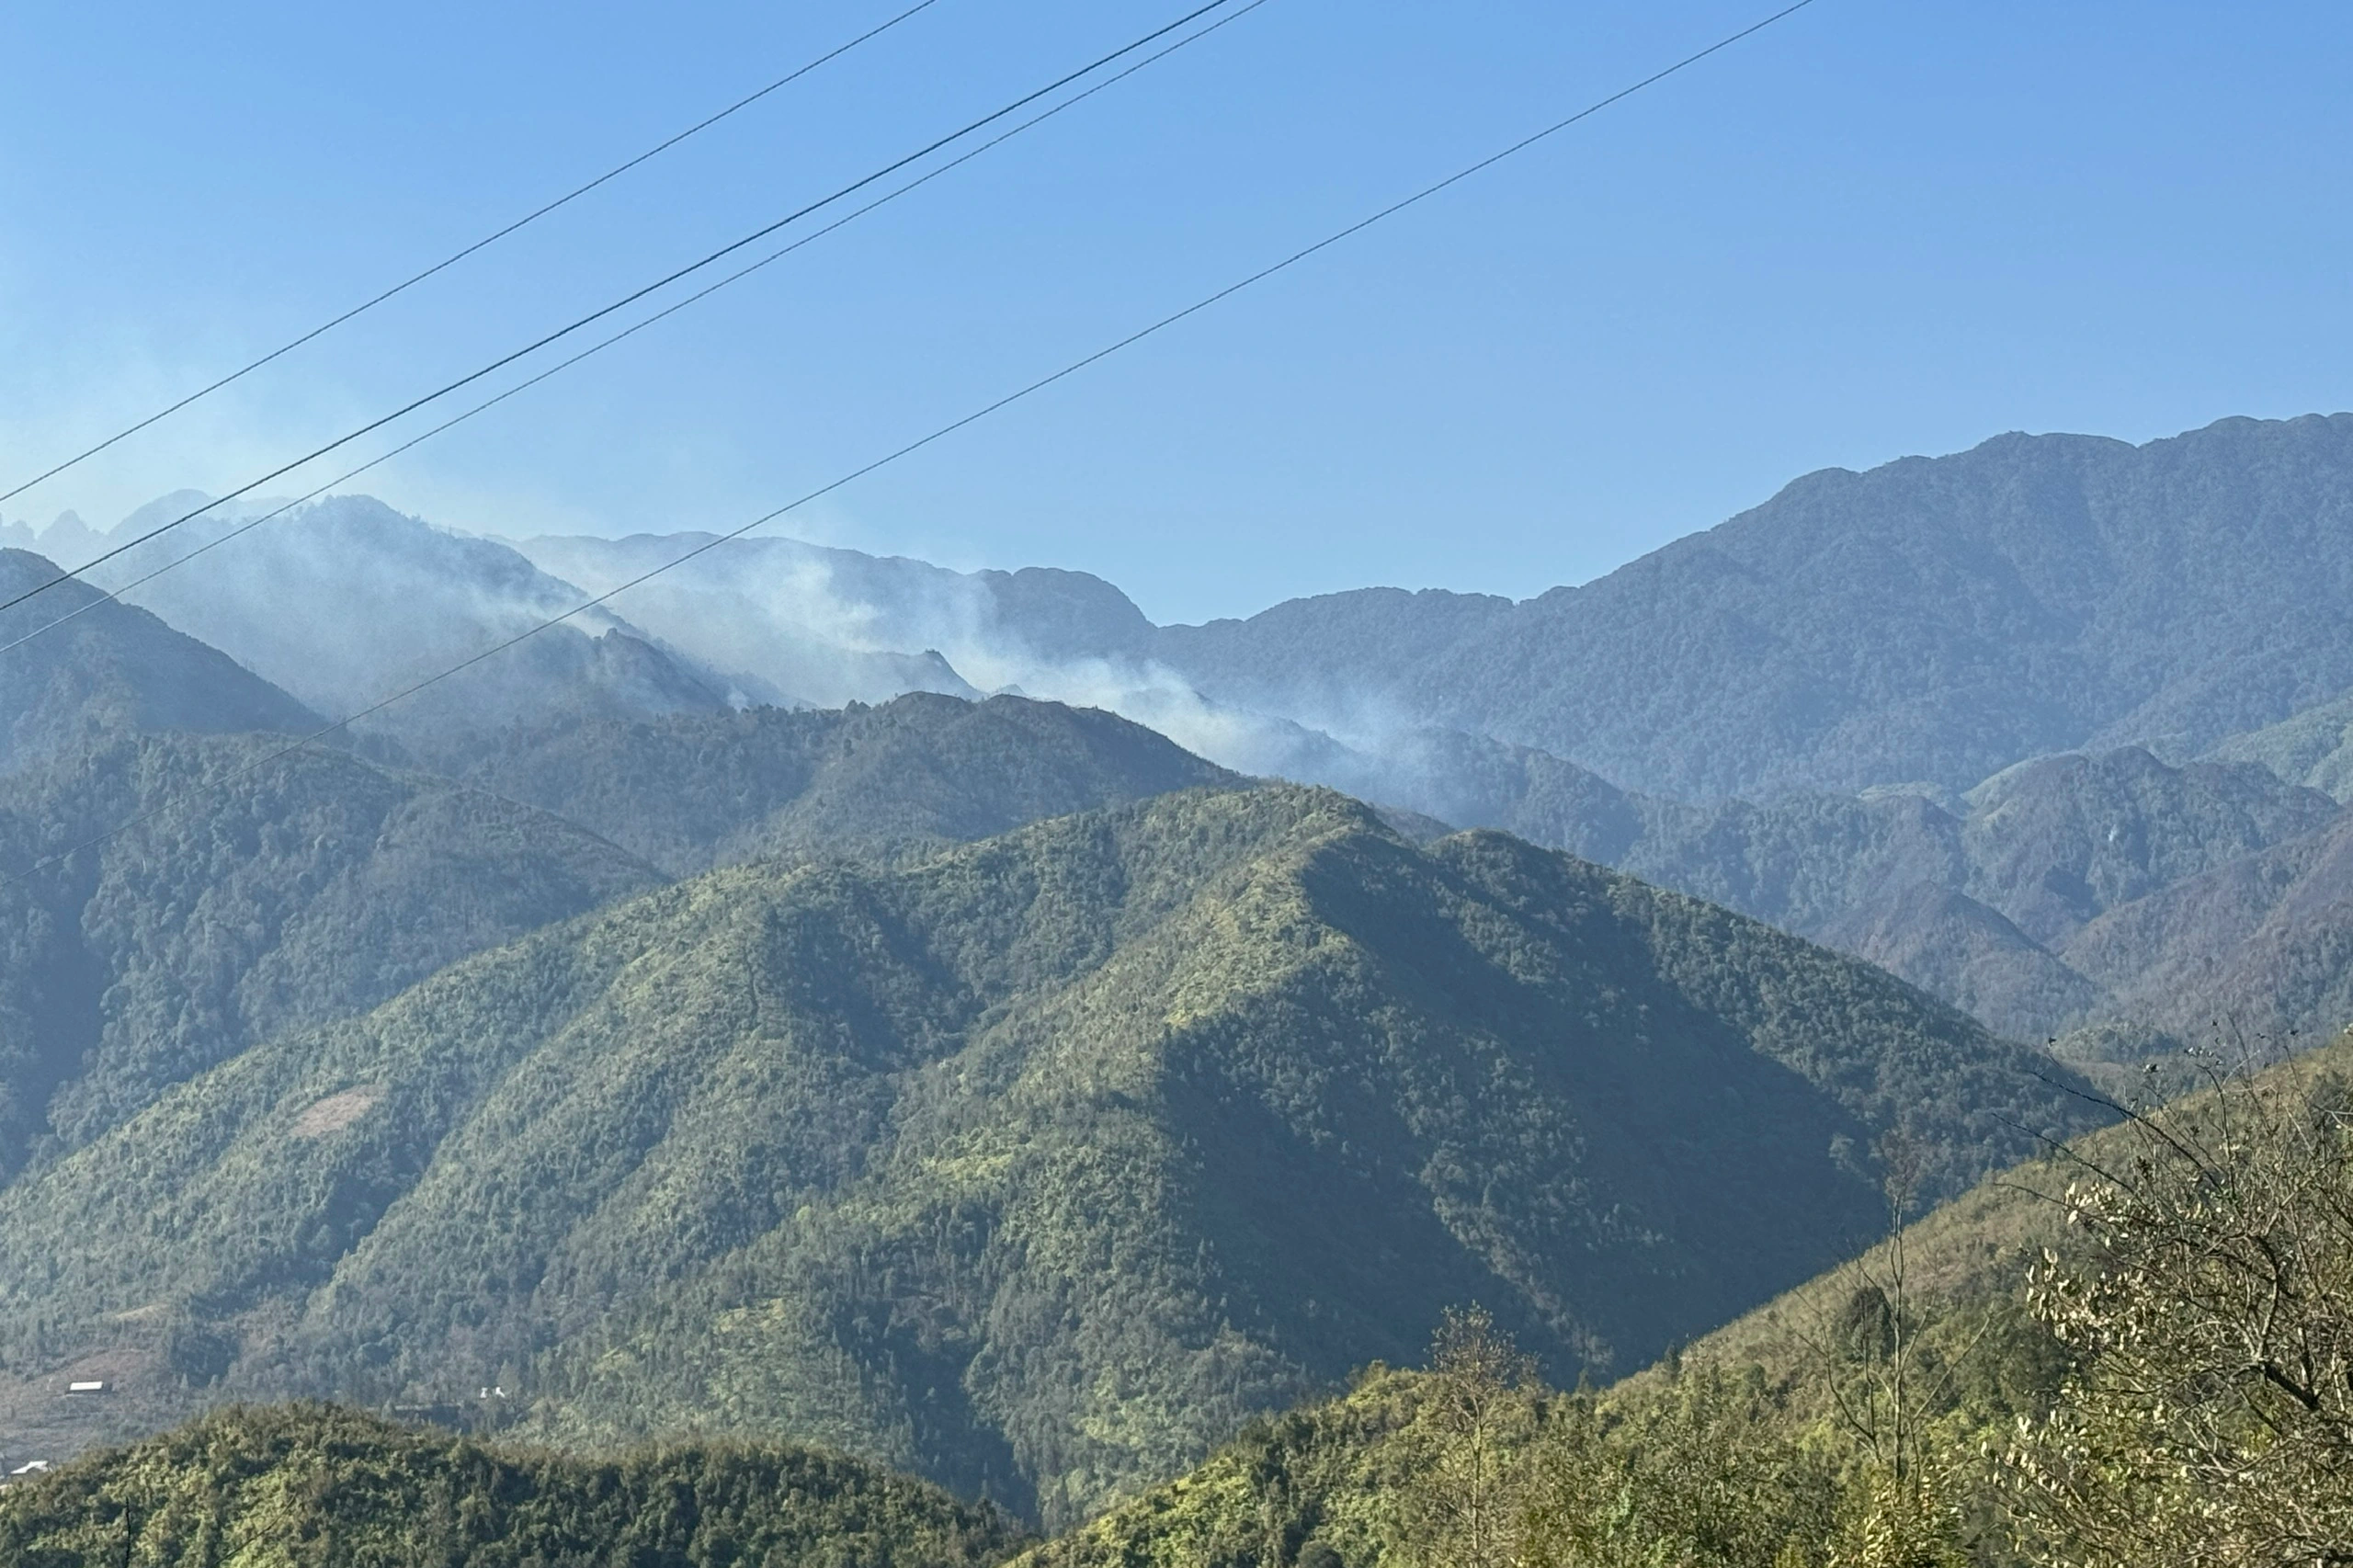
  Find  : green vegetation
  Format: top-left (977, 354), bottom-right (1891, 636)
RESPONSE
top-left (1030, 1034), bottom-right (2353, 1567)
top-left (1999, 1051), bottom-right (2353, 1564)
top-left (457, 692), bottom-right (1240, 873)
top-left (0, 1402), bottom-right (1021, 1568)
top-left (13, 432), bottom-right (2353, 1562)
top-left (24, 1038), bottom-right (2332, 1568)
top-left (1018, 1340), bottom-right (1904, 1568)
top-left (0, 785), bottom-right (2093, 1524)
top-left (0, 732), bottom-right (661, 1178)
top-left (0, 694), bottom-right (1239, 1182)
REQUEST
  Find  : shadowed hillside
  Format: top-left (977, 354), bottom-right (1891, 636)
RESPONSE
top-left (1380, 734), bottom-right (2346, 1044)
top-left (2059, 810), bottom-right (2353, 1049)
top-left (1025, 1031), bottom-right (2353, 1568)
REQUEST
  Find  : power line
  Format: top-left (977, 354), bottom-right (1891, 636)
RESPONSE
top-left (0, 0), bottom-right (1251, 626)
top-left (0, 0), bottom-right (1273, 664)
top-left (1, 0), bottom-right (1822, 892)
top-left (0, 0), bottom-right (948, 510)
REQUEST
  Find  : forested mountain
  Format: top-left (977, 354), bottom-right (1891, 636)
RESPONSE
top-left (1627, 747), bottom-right (2340, 1040)
top-left (36, 415), bottom-right (2353, 1033)
top-left (0, 733), bottom-right (662, 1180)
top-left (0, 785), bottom-right (2095, 1524)
top-left (0, 548), bottom-right (316, 774)
top-left (1370, 735), bottom-right (2346, 1043)
top-left (500, 416), bottom-right (2353, 1049)
top-left (1153, 415), bottom-right (2353, 799)
top-left (9, 412), bottom-right (2353, 1551)
top-left (0, 1403), bottom-right (1021, 1568)
top-left (0, 692), bottom-right (1249, 1184)
top-left (16, 1040), bottom-right (2339, 1566)
top-left (459, 691), bottom-right (1239, 873)
top-left (40, 413), bottom-right (2353, 815)
top-left (2058, 806), bottom-right (2353, 1048)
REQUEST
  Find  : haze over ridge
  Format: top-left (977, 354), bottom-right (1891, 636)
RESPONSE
top-left (16, 412), bottom-right (2353, 1104)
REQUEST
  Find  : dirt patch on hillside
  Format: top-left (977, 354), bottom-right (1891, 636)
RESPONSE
top-left (290, 1087), bottom-right (381, 1139)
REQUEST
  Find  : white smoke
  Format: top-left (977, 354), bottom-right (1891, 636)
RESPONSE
top-left (505, 528), bottom-right (1412, 789)
top-left (21, 491), bottom-right (1552, 824)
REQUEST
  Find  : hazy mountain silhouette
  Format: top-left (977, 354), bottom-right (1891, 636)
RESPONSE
top-left (0, 548), bottom-right (317, 774)
top-left (63, 495), bottom-right (743, 756)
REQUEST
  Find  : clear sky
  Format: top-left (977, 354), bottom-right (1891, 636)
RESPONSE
top-left (1, 0), bottom-right (2347, 623)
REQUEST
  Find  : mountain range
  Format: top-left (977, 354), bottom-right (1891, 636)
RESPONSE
top-left (1143, 414), bottom-right (2353, 798)
top-left (20, 415), bottom-right (2353, 797)
top-left (493, 415), bottom-right (2353, 797)
top-left (6, 409), bottom-right (2353, 1534)
top-left (36, 415), bottom-right (2353, 1057)
top-left (0, 683), bottom-right (1240, 1182)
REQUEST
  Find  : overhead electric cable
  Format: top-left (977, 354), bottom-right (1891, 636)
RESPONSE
top-left (0, 0), bottom-right (1252, 624)
top-left (0, 0), bottom-right (1274, 663)
top-left (1, 0), bottom-right (1821, 892)
top-left (0, 0), bottom-right (947, 509)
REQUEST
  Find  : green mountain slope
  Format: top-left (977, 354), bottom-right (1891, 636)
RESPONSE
top-left (1954, 747), bottom-right (2338, 943)
top-left (1637, 1028), bottom-right (2353, 1427)
top-left (0, 695), bottom-right (1237, 1183)
top-left (0, 786), bottom-right (2094, 1523)
top-left (0, 1403), bottom-right (1020, 1568)
top-left (0, 549), bottom-right (316, 775)
top-left (1016, 1367), bottom-right (1444, 1568)
top-left (459, 692), bottom-right (1241, 873)
top-left (0, 733), bottom-right (662, 1178)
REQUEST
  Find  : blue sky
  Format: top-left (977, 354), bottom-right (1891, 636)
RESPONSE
top-left (1, 0), bottom-right (2347, 623)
